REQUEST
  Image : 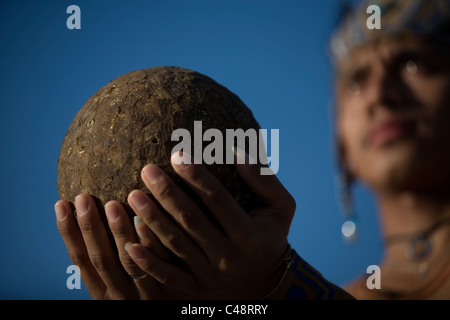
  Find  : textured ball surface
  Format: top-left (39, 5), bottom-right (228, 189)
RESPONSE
top-left (57, 66), bottom-right (261, 222)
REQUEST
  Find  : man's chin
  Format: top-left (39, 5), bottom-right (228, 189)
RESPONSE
top-left (361, 147), bottom-right (426, 194)
top-left (363, 153), bottom-right (450, 195)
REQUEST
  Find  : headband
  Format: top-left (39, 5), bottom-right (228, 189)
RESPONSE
top-left (330, 0), bottom-right (450, 63)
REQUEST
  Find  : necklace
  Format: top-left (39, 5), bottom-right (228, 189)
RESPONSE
top-left (369, 218), bottom-right (450, 299)
top-left (384, 216), bottom-right (450, 262)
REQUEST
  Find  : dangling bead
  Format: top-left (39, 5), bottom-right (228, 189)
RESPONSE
top-left (337, 171), bottom-right (358, 244)
top-left (342, 218), bottom-right (358, 242)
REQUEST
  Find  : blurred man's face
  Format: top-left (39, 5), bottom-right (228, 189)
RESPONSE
top-left (336, 35), bottom-right (450, 194)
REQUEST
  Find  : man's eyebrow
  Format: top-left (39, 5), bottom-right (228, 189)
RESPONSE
top-left (389, 48), bottom-right (424, 61)
top-left (388, 44), bottom-right (442, 63)
top-left (340, 62), bottom-right (371, 82)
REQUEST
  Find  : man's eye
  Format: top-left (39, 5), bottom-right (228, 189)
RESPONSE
top-left (345, 69), bottom-right (369, 96)
top-left (403, 58), bottom-right (439, 76)
top-left (347, 80), bottom-right (361, 96)
top-left (405, 60), bottom-right (418, 75)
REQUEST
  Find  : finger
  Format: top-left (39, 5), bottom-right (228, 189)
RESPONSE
top-left (139, 166), bottom-right (226, 256)
top-left (106, 200), bottom-right (193, 299)
top-left (128, 190), bottom-right (209, 272)
top-left (104, 201), bottom-right (146, 278)
top-left (75, 194), bottom-right (136, 299)
top-left (125, 242), bottom-right (196, 295)
top-left (55, 200), bottom-right (106, 299)
top-left (133, 215), bottom-right (172, 262)
top-left (170, 152), bottom-right (252, 238)
top-left (105, 200), bottom-right (169, 299)
top-left (234, 147), bottom-right (296, 221)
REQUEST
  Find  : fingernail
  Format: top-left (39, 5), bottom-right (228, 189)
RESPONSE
top-left (171, 151), bottom-right (191, 169)
top-left (130, 192), bottom-right (148, 210)
top-left (54, 202), bottom-right (67, 222)
top-left (125, 242), bottom-right (133, 252)
top-left (105, 202), bottom-right (120, 223)
top-left (142, 164), bottom-right (162, 184)
top-left (125, 242), bottom-right (145, 260)
top-left (75, 195), bottom-right (89, 216)
top-left (134, 215), bottom-right (143, 227)
top-left (134, 216), bottom-right (149, 240)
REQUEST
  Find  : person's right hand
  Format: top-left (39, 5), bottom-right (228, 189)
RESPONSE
top-left (122, 149), bottom-right (297, 299)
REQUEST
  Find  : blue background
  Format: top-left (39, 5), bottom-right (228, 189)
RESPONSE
top-left (0, 0), bottom-right (382, 299)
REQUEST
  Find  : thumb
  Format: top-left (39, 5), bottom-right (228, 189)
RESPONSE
top-left (233, 146), bottom-right (296, 219)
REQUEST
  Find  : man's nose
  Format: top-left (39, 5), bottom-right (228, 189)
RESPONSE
top-left (365, 66), bottom-right (411, 117)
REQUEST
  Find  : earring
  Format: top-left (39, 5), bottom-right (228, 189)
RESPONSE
top-left (336, 170), bottom-right (358, 244)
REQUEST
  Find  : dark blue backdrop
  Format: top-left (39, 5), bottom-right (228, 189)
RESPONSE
top-left (0, 0), bottom-right (382, 299)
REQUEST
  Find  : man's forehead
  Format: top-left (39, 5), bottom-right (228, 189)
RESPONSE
top-left (338, 35), bottom-right (435, 73)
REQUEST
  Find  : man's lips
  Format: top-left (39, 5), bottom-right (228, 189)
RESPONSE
top-left (367, 119), bottom-right (417, 147)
